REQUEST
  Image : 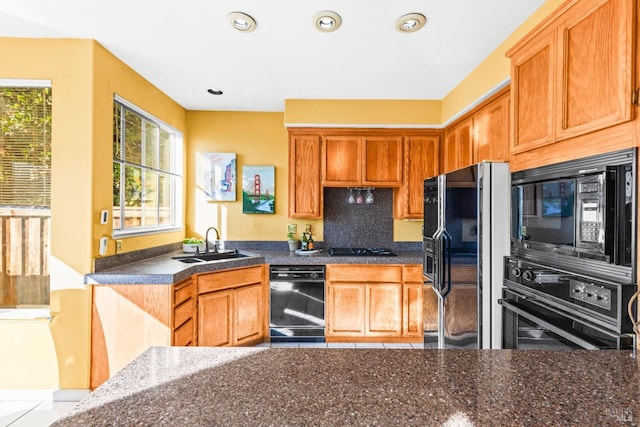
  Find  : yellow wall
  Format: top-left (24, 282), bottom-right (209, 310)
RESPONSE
top-left (0, 38), bottom-right (185, 391)
top-left (284, 99), bottom-right (441, 127)
top-left (186, 111), bottom-right (323, 241)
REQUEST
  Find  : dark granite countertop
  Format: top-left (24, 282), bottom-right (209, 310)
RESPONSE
top-left (85, 248), bottom-right (422, 285)
top-left (54, 346), bottom-right (640, 426)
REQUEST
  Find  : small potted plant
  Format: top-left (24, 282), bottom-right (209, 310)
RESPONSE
top-left (287, 231), bottom-right (300, 251)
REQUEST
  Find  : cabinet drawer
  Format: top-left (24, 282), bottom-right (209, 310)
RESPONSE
top-left (174, 281), bottom-right (194, 306)
top-left (173, 318), bottom-right (193, 346)
top-left (198, 266), bottom-right (263, 294)
top-left (403, 265), bottom-right (423, 283)
top-left (328, 265), bottom-right (402, 283)
top-left (174, 298), bottom-right (193, 328)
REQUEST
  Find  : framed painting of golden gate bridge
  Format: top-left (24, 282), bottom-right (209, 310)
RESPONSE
top-left (242, 165), bottom-right (275, 214)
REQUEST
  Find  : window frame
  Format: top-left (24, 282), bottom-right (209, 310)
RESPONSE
top-left (112, 95), bottom-right (183, 238)
top-left (0, 79), bottom-right (52, 315)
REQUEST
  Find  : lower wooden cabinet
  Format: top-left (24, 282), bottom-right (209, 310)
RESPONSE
top-left (90, 277), bottom-right (195, 389)
top-left (326, 264), bottom-right (423, 342)
top-left (196, 265), bottom-right (267, 347)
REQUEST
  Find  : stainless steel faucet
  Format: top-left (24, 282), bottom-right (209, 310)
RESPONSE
top-left (205, 226), bottom-right (220, 253)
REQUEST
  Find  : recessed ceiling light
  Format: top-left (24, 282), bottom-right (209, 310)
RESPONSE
top-left (313, 11), bottom-right (342, 32)
top-left (395, 13), bottom-right (426, 33)
top-left (227, 12), bottom-right (257, 32)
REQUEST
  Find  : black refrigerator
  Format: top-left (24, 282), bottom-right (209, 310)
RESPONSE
top-left (423, 162), bottom-right (510, 349)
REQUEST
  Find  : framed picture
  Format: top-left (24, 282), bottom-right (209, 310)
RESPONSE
top-left (242, 166), bottom-right (275, 214)
top-left (197, 153), bottom-right (236, 201)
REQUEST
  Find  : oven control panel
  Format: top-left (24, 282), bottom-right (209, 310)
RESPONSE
top-left (569, 279), bottom-right (611, 311)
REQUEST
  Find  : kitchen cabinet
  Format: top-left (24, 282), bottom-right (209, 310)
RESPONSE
top-left (90, 278), bottom-right (195, 389)
top-left (326, 264), bottom-right (422, 342)
top-left (322, 135), bottom-right (362, 186)
top-left (288, 128), bottom-right (442, 218)
top-left (322, 134), bottom-right (403, 187)
top-left (442, 116), bottom-right (474, 174)
top-left (402, 265), bottom-right (424, 338)
top-left (475, 91), bottom-right (510, 163)
top-left (393, 134), bottom-right (440, 219)
top-left (288, 133), bottom-right (322, 218)
top-left (197, 265), bottom-right (268, 347)
top-left (508, 0), bottom-right (635, 155)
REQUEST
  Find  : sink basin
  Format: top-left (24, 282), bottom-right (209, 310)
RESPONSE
top-left (172, 249), bottom-right (248, 263)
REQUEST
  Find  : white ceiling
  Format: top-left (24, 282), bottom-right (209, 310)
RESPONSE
top-left (0, 0), bottom-right (545, 112)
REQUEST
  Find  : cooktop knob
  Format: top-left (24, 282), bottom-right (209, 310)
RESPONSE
top-left (522, 270), bottom-right (535, 281)
top-left (511, 268), bottom-right (522, 278)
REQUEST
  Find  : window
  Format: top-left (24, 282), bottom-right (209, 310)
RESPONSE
top-left (0, 85), bottom-right (52, 309)
top-left (113, 97), bottom-right (183, 235)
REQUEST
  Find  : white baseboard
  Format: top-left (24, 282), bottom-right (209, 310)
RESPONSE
top-left (0, 388), bottom-right (89, 401)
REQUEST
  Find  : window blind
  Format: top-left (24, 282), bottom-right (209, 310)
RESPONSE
top-left (0, 87), bottom-right (52, 208)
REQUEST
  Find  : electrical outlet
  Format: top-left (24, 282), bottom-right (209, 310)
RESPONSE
top-left (116, 240), bottom-right (122, 254)
top-left (305, 224), bottom-right (311, 233)
top-left (288, 224), bottom-right (297, 234)
top-left (99, 237), bottom-right (108, 256)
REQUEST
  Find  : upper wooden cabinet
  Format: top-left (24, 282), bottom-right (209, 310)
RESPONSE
top-left (442, 116), bottom-right (475, 174)
top-left (393, 135), bottom-right (440, 219)
top-left (508, 0), bottom-right (635, 154)
top-left (288, 128), bottom-right (438, 218)
top-left (288, 134), bottom-right (322, 218)
top-left (362, 136), bottom-right (403, 186)
top-left (475, 92), bottom-right (510, 163)
top-left (322, 135), bottom-right (362, 186)
top-left (322, 134), bottom-right (403, 187)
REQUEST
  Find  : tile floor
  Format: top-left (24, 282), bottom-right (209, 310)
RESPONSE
top-left (0, 341), bottom-right (432, 426)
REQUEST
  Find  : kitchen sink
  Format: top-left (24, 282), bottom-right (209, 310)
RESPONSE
top-left (172, 249), bottom-right (249, 263)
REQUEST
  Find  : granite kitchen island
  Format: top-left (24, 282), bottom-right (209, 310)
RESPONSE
top-left (54, 346), bottom-right (640, 426)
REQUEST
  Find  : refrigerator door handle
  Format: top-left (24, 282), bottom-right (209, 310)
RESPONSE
top-left (440, 231), bottom-right (451, 297)
top-left (432, 235), bottom-right (441, 294)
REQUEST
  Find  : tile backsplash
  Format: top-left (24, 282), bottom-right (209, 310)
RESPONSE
top-left (323, 187), bottom-right (395, 249)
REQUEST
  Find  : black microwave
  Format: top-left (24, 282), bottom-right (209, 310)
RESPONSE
top-left (511, 148), bottom-right (636, 283)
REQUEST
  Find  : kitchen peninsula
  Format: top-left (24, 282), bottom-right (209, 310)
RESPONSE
top-left (54, 346), bottom-right (640, 426)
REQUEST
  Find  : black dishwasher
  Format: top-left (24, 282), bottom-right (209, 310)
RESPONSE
top-left (269, 265), bottom-right (325, 342)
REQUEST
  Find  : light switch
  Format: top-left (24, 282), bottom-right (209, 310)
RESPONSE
top-left (100, 210), bottom-right (109, 224)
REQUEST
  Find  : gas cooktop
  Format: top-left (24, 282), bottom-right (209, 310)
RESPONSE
top-left (328, 247), bottom-right (397, 257)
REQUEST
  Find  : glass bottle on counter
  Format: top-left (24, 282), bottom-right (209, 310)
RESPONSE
top-left (301, 232), bottom-right (309, 251)
top-left (307, 233), bottom-right (314, 250)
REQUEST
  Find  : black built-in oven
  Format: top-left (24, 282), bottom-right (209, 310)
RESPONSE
top-left (511, 148), bottom-right (636, 284)
top-left (501, 257), bottom-right (634, 350)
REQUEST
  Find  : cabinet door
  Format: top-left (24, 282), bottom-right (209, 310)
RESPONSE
top-left (556, 0), bottom-right (634, 140)
top-left (394, 135), bottom-right (439, 219)
top-left (442, 117), bottom-right (474, 174)
top-left (198, 290), bottom-right (233, 347)
top-left (234, 284), bottom-right (263, 345)
top-left (510, 28), bottom-right (556, 154)
top-left (289, 134), bottom-right (322, 218)
top-left (327, 283), bottom-right (365, 335)
top-left (362, 136), bottom-right (403, 186)
top-left (367, 284), bottom-right (402, 336)
top-left (475, 92), bottom-right (510, 162)
top-left (322, 136), bottom-right (362, 186)
top-left (403, 283), bottom-right (423, 337)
